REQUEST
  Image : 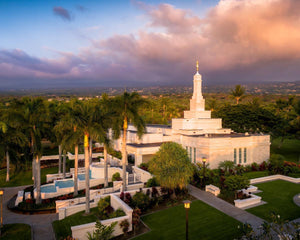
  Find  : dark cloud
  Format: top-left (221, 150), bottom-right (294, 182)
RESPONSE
top-left (53, 6), bottom-right (72, 21)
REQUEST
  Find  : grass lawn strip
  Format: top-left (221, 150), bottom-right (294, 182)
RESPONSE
top-left (52, 207), bottom-right (99, 240)
top-left (271, 138), bottom-right (300, 163)
top-left (0, 223), bottom-right (31, 240)
top-left (243, 171), bottom-right (269, 179)
top-left (132, 200), bottom-right (242, 240)
top-left (0, 167), bottom-right (58, 188)
top-left (247, 180), bottom-right (300, 221)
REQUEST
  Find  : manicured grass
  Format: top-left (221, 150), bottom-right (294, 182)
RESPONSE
top-left (243, 171), bottom-right (269, 179)
top-left (133, 200), bottom-right (242, 240)
top-left (0, 223), bottom-right (31, 240)
top-left (0, 166), bottom-right (58, 187)
top-left (52, 207), bottom-right (99, 240)
top-left (271, 138), bottom-right (300, 163)
top-left (247, 180), bottom-right (300, 221)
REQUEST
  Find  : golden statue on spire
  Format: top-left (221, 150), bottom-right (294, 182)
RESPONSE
top-left (196, 60), bottom-right (199, 72)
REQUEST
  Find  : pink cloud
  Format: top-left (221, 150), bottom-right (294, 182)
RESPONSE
top-left (1, 0), bottom-right (300, 88)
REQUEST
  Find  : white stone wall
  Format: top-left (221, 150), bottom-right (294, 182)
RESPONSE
top-left (71, 194), bottom-right (133, 240)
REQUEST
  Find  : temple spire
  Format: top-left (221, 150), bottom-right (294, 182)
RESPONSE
top-left (196, 60), bottom-right (199, 73)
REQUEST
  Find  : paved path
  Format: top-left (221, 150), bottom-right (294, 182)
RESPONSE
top-left (2, 186), bottom-right (58, 240)
top-left (188, 184), bottom-right (264, 233)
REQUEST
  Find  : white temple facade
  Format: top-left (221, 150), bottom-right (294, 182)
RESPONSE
top-left (113, 65), bottom-right (270, 169)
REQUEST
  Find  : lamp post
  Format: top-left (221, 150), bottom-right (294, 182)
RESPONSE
top-left (0, 190), bottom-right (3, 237)
top-left (202, 157), bottom-right (207, 189)
top-left (183, 200), bottom-right (191, 240)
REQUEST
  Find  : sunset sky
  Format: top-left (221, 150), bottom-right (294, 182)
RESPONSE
top-left (0, 0), bottom-right (300, 89)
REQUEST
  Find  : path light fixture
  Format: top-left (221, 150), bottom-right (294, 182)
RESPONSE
top-left (0, 190), bottom-right (3, 237)
top-left (183, 200), bottom-right (191, 240)
top-left (202, 157), bottom-right (207, 188)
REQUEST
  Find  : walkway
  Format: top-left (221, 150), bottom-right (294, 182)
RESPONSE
top-left (188, 184), bottom-right (264, 233)
top-left (2, 185), bottom-right (58, 240)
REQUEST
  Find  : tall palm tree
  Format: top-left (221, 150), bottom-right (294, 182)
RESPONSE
top-left (65, 99), bottom-right (107, 214)
top-left (48, 101), bottom-right (64, 174)
top-left (99, 93), bottom-right (113, 188)
top-left (0, 126), bottom-right (27, 182)
top-left (111, 92), bottom-right (147, 191)
top-left (11, 97), bottom-right (48, 204)
top-left (55, 99), bottom-right (83, 196)
top-left (230, 85), bottom-right (246, 104)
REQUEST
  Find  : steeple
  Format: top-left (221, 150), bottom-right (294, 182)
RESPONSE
top-left (183, 61), bottom-right (211, 119)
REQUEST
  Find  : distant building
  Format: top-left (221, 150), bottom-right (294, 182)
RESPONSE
top-left (113, 64), bottom-right (270, 169)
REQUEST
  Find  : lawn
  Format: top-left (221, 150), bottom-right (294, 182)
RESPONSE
top-left (271, 138), bottom-right (300, 163)
top-left (0, 166), bottom-right (58, 187)
top-left (52, 207), bottom-right (99, 240)
top-left (247, 180), bottom-right (300, 221)
top-left (243, 171), bottom-right (269, 179)
top-left (0, 223), bottom-right (31, 240)
top-left (133, 200), bottom-right (242, 240)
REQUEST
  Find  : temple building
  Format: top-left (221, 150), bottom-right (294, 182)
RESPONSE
top-left (113, 63), bottom-right (270, 169)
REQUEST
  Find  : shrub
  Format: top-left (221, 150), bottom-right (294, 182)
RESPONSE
top-left (146, 177), bottom-right (159, 187)
top-left (124, 193), bottom-right (132, 205)
top-left (251, 163), bottom-right (259, 171)
top-left (132, 208), bottom-right (141, 234)
top-left (120, 220), bottom-right (130, 236)
top-left (268, 154), bottom-right (285, 174)
top-left (109, 208), bottom-right (125, 218)
top-left (132, 192), bottom-right (150, 212)
top-left (139, 163), bottom-right (149, 172)
top-left (224, 175), bottom-right (250, 199)
top-left (120, 192), bottom-right (125, 200)
top-left (87, 220), bottom-right (117, 240)
top-left (259, 161), bottom-right (267, 171)
top-left (112, 172), bottom-right (121, 181)
top-left (98, 196), bottom-right (111, 219)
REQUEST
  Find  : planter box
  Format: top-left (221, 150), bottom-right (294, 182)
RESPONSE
top-left (234, 194), bottom-right (261, 209)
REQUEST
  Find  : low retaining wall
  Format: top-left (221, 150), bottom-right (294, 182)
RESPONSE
top-left (71, 194), bottom-right (133, 240)
top-left (57, 182), bottom-right (143, 220)
top-left (132, 166), bottom-right (152, 183)
top-left (250, 175), bottom-right (300, 184)
top-left (234, 194), bottom-right (262, 209)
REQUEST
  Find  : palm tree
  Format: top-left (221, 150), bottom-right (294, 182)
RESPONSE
top-left (230, 85), bottom-right (246, 104)
top-left (111, 92), bottom-right (147, 191)
top-left (66, 99), bottom-right (107, 214)
top-left (218, 160), bottom-right (236, 175)
top-left (11, 97), bottom-right (48, 204)
top-left (0, 125), bottom-right (27, 182)
top-left (56, 99), bottom-right (83, 196)
top-left (99, 93), bottom-right (113, 188)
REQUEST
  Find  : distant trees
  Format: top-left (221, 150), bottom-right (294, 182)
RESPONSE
top-left (214, 104), bottom-right (281, 134)
top-left (148, 142), bottom-right (194, 196)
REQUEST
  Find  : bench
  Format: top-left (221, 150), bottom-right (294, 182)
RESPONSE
top-left (205, 184), bottom-right (220, 196)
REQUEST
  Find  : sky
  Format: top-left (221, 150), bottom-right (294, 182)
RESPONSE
top-left (0, 0), bottom-right (300, 89)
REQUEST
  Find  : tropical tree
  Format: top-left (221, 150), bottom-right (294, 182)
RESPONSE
top-left (11, 97), bottom-right (49, 204)
top-left (224, 175), bottom-right (250, 199)
top-left (65, 99), bottom-right (107, 213)
top-left (0, 123), bottom-right (27, 182)
top-left (111, 92), bottom-right (147, 191)
top-left (218, 160), bottom-right (236, 175)
top-left (230, 85), bottom-right (246, 104)
top-left (148, 142), bottom-right (194, 197)
top-left (99, 94), bottom-right (112, 187)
